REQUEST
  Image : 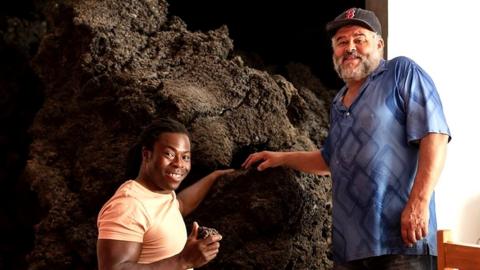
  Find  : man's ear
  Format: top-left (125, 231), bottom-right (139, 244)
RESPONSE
top-left (142, 147), bottom-right (151, 161)
top-left (377, 37), bottom-right (384, 49)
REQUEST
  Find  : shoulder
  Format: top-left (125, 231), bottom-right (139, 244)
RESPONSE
top-left (385, 56), bottom-right (433, 83)
top-left (386, 56), bottom-right (419, 70)
top-left (98, 181), bottom-right (149, 220)
top-left (97, 184), bottom-right (152, 240)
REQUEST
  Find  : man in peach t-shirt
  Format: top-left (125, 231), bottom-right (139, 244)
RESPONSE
top-left (97, 118), bottom-right (233, 269)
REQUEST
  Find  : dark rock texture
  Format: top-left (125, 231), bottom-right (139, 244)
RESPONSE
top-left (21, 0), bottom-right (333, 269)
top-left (0, 4), bottom-right (46, 269)
top-left (188, 168), bottom-right (332, 270)
top-left (197, 226), bottom-right (219, 239)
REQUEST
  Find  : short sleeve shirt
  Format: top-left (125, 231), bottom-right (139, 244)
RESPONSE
top-left (97, 180), bottom-right (187, 264)
top-left (321, 57), bottom-right (451, 263)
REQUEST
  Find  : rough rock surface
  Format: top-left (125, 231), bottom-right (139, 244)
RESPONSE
top-left (197, 226), bottom-right (219, 239)
top-left (23, 0), bottom-right (333, 269)
top-left (0, 7), bottom-right (46, 269)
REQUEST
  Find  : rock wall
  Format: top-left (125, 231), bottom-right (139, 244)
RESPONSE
top-left (22, 0), bottom-right (333, 269)
top-left (0, 4), bottom-right (46, 269)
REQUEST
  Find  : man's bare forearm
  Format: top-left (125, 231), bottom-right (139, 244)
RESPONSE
top-left (408, 133), bottom-right (448, 205)
top-left (281, 151), bottom-right (330, 175)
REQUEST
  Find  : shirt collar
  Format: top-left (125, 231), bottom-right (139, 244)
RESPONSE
top-left (371, 58), bottom-right (387, 78)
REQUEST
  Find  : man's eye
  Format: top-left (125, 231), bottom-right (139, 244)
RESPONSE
top-left (183, 155), bottom-right (191, 162)
top-left (354, 37), bottom-right (366, 44)
top-left (165, 152), bottom-right (175, 159)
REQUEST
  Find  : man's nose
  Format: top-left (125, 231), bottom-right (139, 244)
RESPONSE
top-left (346, 40), bottom-right (356, 53)
top-left (172, 155), bottom-right (185, 168)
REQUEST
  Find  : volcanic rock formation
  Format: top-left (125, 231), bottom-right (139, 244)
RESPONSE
top-left (17, 0), bottom-right (334, 268)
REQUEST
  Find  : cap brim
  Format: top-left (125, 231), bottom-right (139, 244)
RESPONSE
top-left (326, 19), bottom-right (375, 38)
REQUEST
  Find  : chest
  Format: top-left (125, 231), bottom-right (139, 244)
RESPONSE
top-left (138, 201), bottom-right (187, 263)
top-left (144, 202), bottom-right (187, 245)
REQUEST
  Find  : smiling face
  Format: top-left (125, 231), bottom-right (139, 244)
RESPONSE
top-left (331, 25), bottom-right (384, 83)
top-left (140, 132), bottom-right (191, 192)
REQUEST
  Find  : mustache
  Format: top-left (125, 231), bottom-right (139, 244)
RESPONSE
top-left (341, 51), bottom-right (363, 62)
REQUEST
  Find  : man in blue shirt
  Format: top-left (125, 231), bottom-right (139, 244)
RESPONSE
top-left (242, 7), bottom-right (450, 270)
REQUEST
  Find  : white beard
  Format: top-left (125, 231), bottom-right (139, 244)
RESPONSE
top-left (333, 49), bottom-right (382, 82)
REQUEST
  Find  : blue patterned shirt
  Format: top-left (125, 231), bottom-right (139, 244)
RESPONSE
top-left (321, 57), bottom-right (451, 263)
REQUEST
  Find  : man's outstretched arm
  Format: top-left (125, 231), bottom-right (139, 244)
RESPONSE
top-left (242, 150), bottom-right (330, 175)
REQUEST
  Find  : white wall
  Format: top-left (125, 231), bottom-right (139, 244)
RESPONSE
top-left (388, 1), bottom-right (480, 244)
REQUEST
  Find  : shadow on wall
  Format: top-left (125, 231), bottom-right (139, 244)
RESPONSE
top-left (459, 194), bottom-right (480, 244)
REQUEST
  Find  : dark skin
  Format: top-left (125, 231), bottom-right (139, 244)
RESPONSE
top-left (97, 132), bottom-right (233, 270)
top-left (97, 223), bottom-right (221, 270)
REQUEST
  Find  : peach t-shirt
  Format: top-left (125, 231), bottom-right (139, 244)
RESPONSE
top-left (97, 180), bottom-right (187, 264)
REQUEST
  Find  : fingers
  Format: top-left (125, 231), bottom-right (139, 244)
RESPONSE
top-left (219, 169), bottom-right (235, 175)
top-left (401, 223), bottom-right (428, 246)
top-left (204, 234), bottom-right (222, 244)
top-left (190, 221), bottom-right (199, 239)
top-left (256, 159), bottom-right (269, 171)
top-left (242, 152), bottom-right (267, 170)
top-left (421, 226), bottom-right (428, 238)
top-left (182, 223), bottom-right (221, 268)
top-left (202, 243), bottom-right (220, 262)
top-left (198, 235), bottom-right (221, 262)
top-left (211, 169), bottom-right (235, 180)
top-left (241, 153), bottom-right (258, 169)
top-left (401, 227), bottom-right (409, 245)
top-left (402, 227), bottom-right (416, 246)
top-left (400, 203), bottom-right (430, 247)
top-left (414, 227), bottom-right (423, 241)
top-left (414, 226), bottom-right (428, 242)
top-left (408, 228), bottom-right (418, 245)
